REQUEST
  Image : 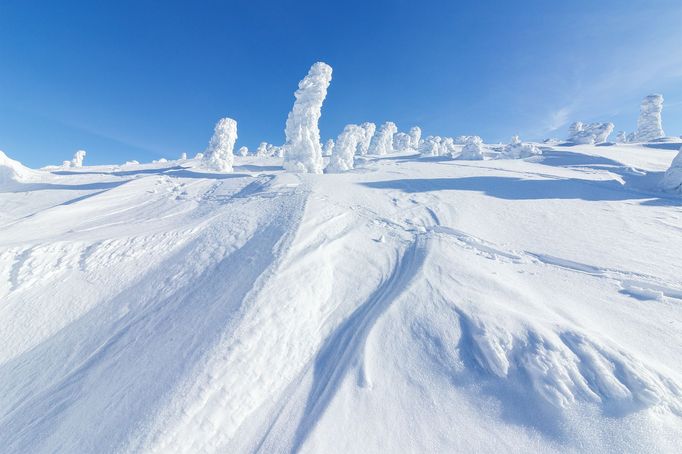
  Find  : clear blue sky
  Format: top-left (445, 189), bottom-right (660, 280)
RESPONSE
top-left (1, 0), bottom-right (681, 167)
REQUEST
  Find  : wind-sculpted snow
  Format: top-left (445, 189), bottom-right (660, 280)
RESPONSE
top-left (1, 141), bottom-right (681, 453)
top-left (568, 122), bottom-right (614, 144)
top-left (0, 150), bottom-right (37, 186)
top-left (283, 62), bottom-right (332, 173)
top-left (635, 94), bottom-right (665, 142)
top-left (204, 118), bottom-right (237, 172)
top-left (368, 121), bottom-right (397, 155)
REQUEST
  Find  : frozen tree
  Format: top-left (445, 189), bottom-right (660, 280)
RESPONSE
top-left (503, 135), bottom-right (542, 158)
top-left (635, 94), bottom-right (665, 142)
top-left (568, 122), bottom-right (614, 144)
top-left (71, 150), bottom-right (86, 168)
top-left (661, 146), bottom-right (682, 193)
top-left (238, 146), bottom-right (249, 157)
top-left (194, 152), bottom-right (204, 160)
top-left (409, 127), bottom-right (422, 149)
top-left (326, 124), bottom-right (365, 173)
top-left (356, 122), bottom-right (376, 155)
top-left (323, 139), bottom-right (335, 156)
top-left (418, 136), bottom-right (442, 157)
top-left (393, 132), bottom-right (412, 152)
top-left (368, 121), bottom-right (398, 155)
top-left (457, 136), bottom-right (485, 160)
top-left (282, 62), bottom-right (333, 174)
top-left (204, 117), bottom-right (237, 172)
top-left (615, 131), bottom-right (627, 143)
top-left (256, 142), bottom-right (269, 157)
top-left (179, 152), bottom-right (187, 160)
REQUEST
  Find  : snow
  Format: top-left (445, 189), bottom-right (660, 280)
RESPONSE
top-left (326, 124), bottom-right (364, 173)
top-left (322, 139), bottom-right (335, 157)
top-left (503, 135), bottom-right (542, 158)
top-left (635, 94), bottom-right (665, 142)
top-left (409, 126), bottom-right (422, 149)
top-left (568, 122), bottom-right (614, 144)
top-left (282, 62), bottom-right (333, 173)
top-left (356, 122), bottom-right (376, 156)
top-left (71, 150), bottom-right (86, 168)
top-left (1, 139), bottom-right (682, 453)
top-left (368, 121), bottom-right (397, 155)
top-left (238, 146), bottom-right (248, 157)
top-left (661, 146), bottom-right (682, 192)
top-left (204, 118), bottom-right (237, 172)
top-left (457, 135), bottom-right (485, 160)
top-left (392, 132), bottom-right (412, 152)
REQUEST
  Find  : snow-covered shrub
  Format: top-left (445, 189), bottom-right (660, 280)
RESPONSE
top-left (356, 122), bottom-right (376, 155)
top-left (238, 146), bottom-right (249, 157)
top-left (204, 117), bottom-right (237, 172)
top-left (71, 150), bottom-right (86, 168)
top-left (457, 136), bottom-right (485, 160)
top-left (368, 121), bottom-right (398, 155)
top-left (409, 126), bottom-right (422, 149)
top-left (282, 62), bottom-right (333, 173)
top-left (326, 124), bottom-right (364, 173)
top-left (661, 146), bottom-right (682, 193)
top-left (503, 135), bottom-right (542, 158)
top-left (323, 139), bottom-right (335, 157)
top-left (635, 94), bottom-right (665, 142)
top-left (568, 122), bottom-right (614, 144)
top-left (393, 132), bottom-right (412, 152)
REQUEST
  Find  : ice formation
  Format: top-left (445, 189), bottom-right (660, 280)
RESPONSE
top-left (661, 146), bottom-right (682, 193)
top-left (503, 135), bottom-right (542, 158)
top-left (204, 117), bottom-right (237, 172)
top-left (323, 139), bottom-right (335, 157)
top-left (418, 136), bottom-right (456, 157)
top-left (409, 126), bottom-right (422, 149)
top-left (368, 121), bottom-right (398, 155)
top-left (356, 122), bottom-right (376, 155)
top-left (393, 132), bottom-right (412, 152)
top-left (282, 62), bottom-right (333, 174)
top-left (326, 124), bottom-right (364, 173)
top-left (238, 146), bottom-right (249, 157)
top-left (635, 94), bottom-right (665, 142)
top-left (71, 150), bottom-right (86, 168)
top-left (457, 136), bottom-right (485, 160)
top-left (568, 122), bottom-right (614, 144)
top-left (0, 150), bottom-right (35, 185)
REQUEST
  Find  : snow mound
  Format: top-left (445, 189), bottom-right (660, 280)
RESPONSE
top-left (326, 124), bottom-right (364, 173)
top-left (568, 122), bottom-right (614, 144)
top-left (204, 118), bottom-right (238, 172)
top-left (661, 146), bottom-right (682, 193)
top-left (635, 94), bottom-right (665, 142)
top-left (503, 135), bottom-right (542, 158)
top-left (283, 62), bottom-right (333, 173)
top-left (0, 150), bottom-right (37, 186)
top-left (456, 136), bottom-right (485, 160)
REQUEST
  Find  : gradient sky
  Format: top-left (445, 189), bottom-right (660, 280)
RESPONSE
top-left (1, 0), bottom-right (681, 167)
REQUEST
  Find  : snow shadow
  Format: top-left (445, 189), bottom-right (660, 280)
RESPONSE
top-left (0, 180), bottom-right (126, 193)
top-left (643, 142), bottom-right (682, 151)
top-left (52, 166), bottom-right (186, 177)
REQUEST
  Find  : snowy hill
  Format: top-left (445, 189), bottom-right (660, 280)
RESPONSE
top-left (1, 142), bottom-right (681, 453)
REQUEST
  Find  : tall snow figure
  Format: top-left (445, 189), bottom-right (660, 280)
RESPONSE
top-left (356, 122), bottom-right (376, 155)
top-left (368, 121), bottom-right (398, 155)
top-left (409, 126), bottom-right (422, 149)
top-left (661, 146), bottom-right (682, 193)
top-left (71, 150), bottom-right (86, 168)
top-left (282, 62), bottom-right (333, 174)
top-left (635, 94), bottom-right (665, 142)
top-left (205, 118), bottom-right (237, 172)
top-left (326, 124), bottom-right (364, 173)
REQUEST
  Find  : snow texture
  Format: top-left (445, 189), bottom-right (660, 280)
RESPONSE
top-left (322, 139), bottom-right (335, 157)
top-left (568, 122), bottom-right (614, 144)
top-left (326, 124), bottom-right (364, 173)
top-left (503, 135), bottom-right (542, 158)
top-left (393, 132), bottom-right (412, 152)
top-left (238, 146), bottom-right (249, 157)
top-left (179, 153), bottom-right (187, 160)
top-left (409, 126), bottom-right (422, 149)
top-left (0, 150), bottom-right (36, 186)
top-left (282, 62), bottom-right (333, 174)
top-left (204, 118), bottom-right (237, 172)
top-left (356, 122), bottom-right (376, 156)
top-left (635, 94), bottom-right (665, 142)
top-left (457, 135), bottom-right (485, 160)
top-left (661, 146), bottom-right (682, 193)
top-left (616, 131), bottom-right (627, 143)
top-left (368, 121), bottom-right (398, 155)
top-left (71, 150), bottom-right (86, 168)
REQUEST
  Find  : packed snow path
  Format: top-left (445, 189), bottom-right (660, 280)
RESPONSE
top-left (1, 142), bottom-right (681, 453)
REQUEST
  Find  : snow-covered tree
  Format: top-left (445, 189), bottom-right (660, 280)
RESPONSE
top-left (457, 136), bottom-right (485, 160)
top-left (356, 122), bottom-right (376, 155)
top-left (503, 135), bottom-right (542, 158)
top-left (418, 136), bottom-right (456, 157)
top-left (194, 152), bottom-right (204, 160)
top-left (661, 146), bottom-right (682, 193)
top-left (71, 150), bottom-right (86, 168)
top-left (409, 127), bottom-right (422, 149)
top-left (568, 122), bottom-right (614, 144)
top-left (282, 62), bottom-right (333, 173)
top-left (393, 132), bottom-right (412, 152)
top-left (238, 146), bottom-right (249, 157)
top-left (179, 152), bottom-right (187, 160)
top-left (635, 94), bottom-right (665, 142)
top-left (204, 117), bottom-right (237, 172)
top-left (368, 121), bottom-right (398, 155)
top-left (615, 131), bottom-right (627, 143)
top-left (323, 139), bottom-right (335, 156)
top-left (326, 124), bottom-right (364, 173)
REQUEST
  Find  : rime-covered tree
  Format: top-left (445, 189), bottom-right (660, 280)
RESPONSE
top-left (204, 118), bottom-right (237, 172)
top-left (326, 124), bottom-right (364, 173)
top-left (356, 122), bottom-right (376, 155)
top-left (635, 94), bottom-right (665, 142)
top-left (368, 122), bottom-right (398, 155)
top-left (71, 150), bottom-right (86, 168)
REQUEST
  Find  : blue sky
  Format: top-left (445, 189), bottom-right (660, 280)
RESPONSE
top-left (1, 0), bottom-right (681, 167)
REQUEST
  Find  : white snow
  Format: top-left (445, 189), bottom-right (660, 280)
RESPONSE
top-left (503, 135), bottom-right (542, 158)
top-left (238, 146), bottom-right (248, 157)
top-left (356, 122), bottom-right (376, 156)
top-left (568, 122), bottom-right (614, 144)
top-left (326, 124), bottom-right (364, 173)
top-left (457, 135), bottom-right (485, 160)
top-left (409, 126), bottom-right (422, 149)
top-left (392, 132), bottom-right (412, 152)
top-left (322, 139), bottom-right (335, 157)
top-left (1, 126), bottom-right (682, 453)
top-left (282, 62), bottom-right (333, 173)
top-left (368, 121), bottom-right (397, 155)
top-left (635, 94), bottom-right (665, 142)
top-left (204, 118), bottom-right (237, 172)
top-left (71, 149), bottom-right (86, 168)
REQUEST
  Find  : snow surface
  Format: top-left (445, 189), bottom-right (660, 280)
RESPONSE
top-left (1, 141), bottom-right (682, 453)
